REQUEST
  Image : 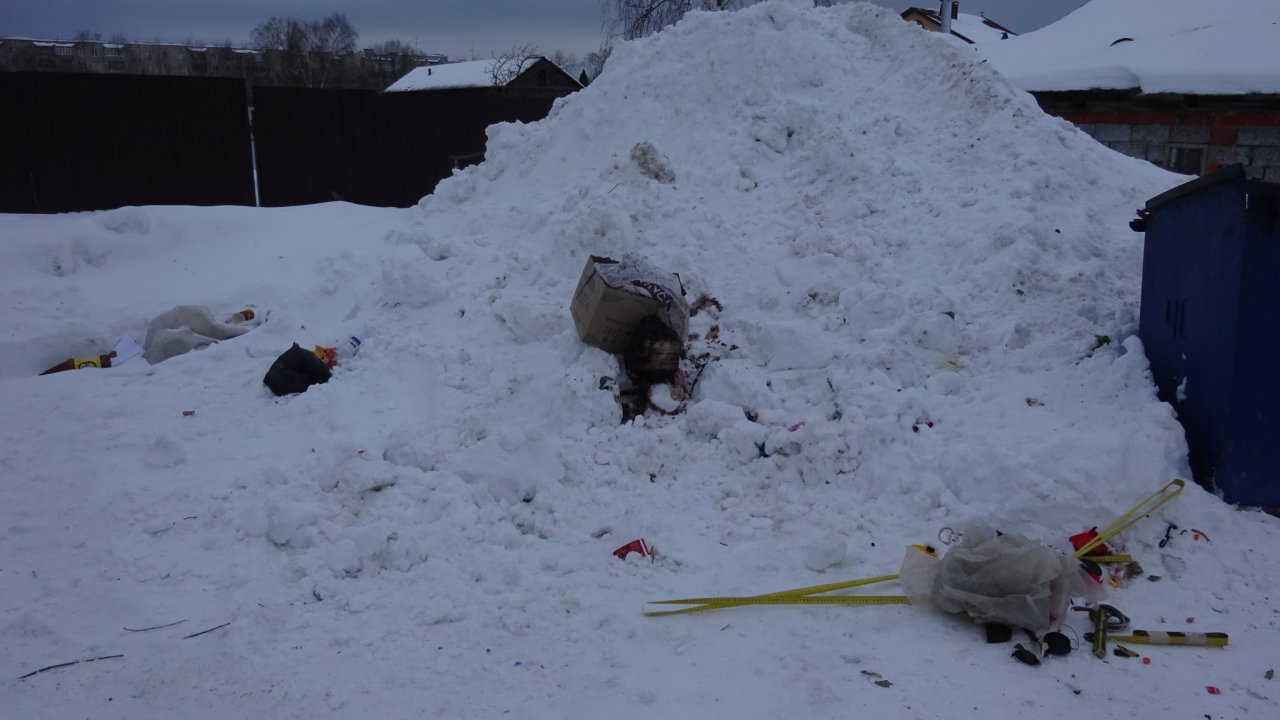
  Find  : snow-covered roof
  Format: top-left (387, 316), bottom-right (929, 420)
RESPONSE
top-left (902, 7), bottom-right (1016, 44)
top-left (975, 0), bottom-right (1280, 95)
top-left (386, 57), bottom-right (538, 92)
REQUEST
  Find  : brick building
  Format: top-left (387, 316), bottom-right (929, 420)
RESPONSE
top-left (974, 0), bottom-right (1280, 180)
top-left (0, 37), bottom-right (447, 90)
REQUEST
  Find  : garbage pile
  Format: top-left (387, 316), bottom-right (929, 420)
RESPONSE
top-left (38, 301), bottom-right (362, 398)
top-left (569, 255), bottom-right (695, 421)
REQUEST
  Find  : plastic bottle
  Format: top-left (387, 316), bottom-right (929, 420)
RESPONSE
top-left (338, 336), bottom-right (362, 359)
top-left (227, 308), bottom-right (256, 324)
top-left (313, 337), bottom-right (361, 369)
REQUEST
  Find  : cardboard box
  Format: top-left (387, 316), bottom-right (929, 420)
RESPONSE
top-left (570, 255), bottom-right (689, 354)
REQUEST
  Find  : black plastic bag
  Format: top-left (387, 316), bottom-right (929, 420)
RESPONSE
top-left (264, 343), bottom-right (331, 396)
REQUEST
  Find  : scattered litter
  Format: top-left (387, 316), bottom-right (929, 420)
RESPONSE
top-left (110, 335), bottom-right (143, 365)
top-left (182, 621), bottom-right (231, 639)
top-left (40, 351), bottom-right (117, 375)
top-left (1143, 657), bottom-right (1151, 665)
top-left (613, 538), bottom-right (652, 560)
top-left (901, 522), bottom-right (1082, 634)
top-left (40, 334), bottom-right (143, 375)
top-left (313, 336), bottom-right (362, 369)
top-left (1266, 669), bottom-right (1275, 680)
top-left (1205, 686), bottom-right (1221, 695)
top-left (182, 410), bottom-right (196, 417)
top-left (143, 305), bottom-right (256, 364)
top-left (570, 255), bottom-right (688, 355)
top-left (1069, 527), bottom-right (1109, 557)
top-left (787, 421), bottom-right (805, 432)
top-left (985, 623), bottom-right (1013, 644)
top-left (875, 679), bottom-right (893, 688)
top-left (18, 653), bottom-right (123, 680)
top-left (226, 308), bottom-right (256, 324)
top-left (263, 343), bottom-right (331, 396)
top-left (123, 619), bottom-right (187, 632)
top-left (1042, 632), bottom-right (1071, 656)
top-left (1011, 644), bottom-right (1040, 666)
top-left (571, 255), bottom-right (696, 422)
top-left (1113, 645), bottom-right (1139, 658)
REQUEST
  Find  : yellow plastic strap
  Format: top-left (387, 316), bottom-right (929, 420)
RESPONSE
top-left (1074, 479), bottom-right (1185, 558)
top-left (645, 595), bottom-right (909, 617)
top-left (646, 573), bottom-right (900, 617)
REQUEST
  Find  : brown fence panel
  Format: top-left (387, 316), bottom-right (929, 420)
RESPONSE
top-left (0, 73), bottom-right (570, 213)
top-left (255, 86), bottom-right (566, 208)
top-left (0, 73), bottom-right (255, 213)
top-left (380, 89), bottom-right (564, 207)
top-left (251, 86), bottom-right (386, 207)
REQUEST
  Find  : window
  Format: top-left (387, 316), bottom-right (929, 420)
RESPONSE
top-left (54, 46), bottom-right (74, 56)
top-left (1167, 145), bottom-right (1206, 175)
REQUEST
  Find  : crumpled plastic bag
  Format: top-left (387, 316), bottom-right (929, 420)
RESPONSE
top-left (143, 305), bottom-right (250, 364)
top-left (899, 521), bottom-right (1083, 633)
top-left (263, 343), bottom-right (331, 396)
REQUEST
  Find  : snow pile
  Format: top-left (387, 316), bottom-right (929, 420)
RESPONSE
top-left (3, 3), bottom-right (1278, 718)
top-left (974, 0), bottom-right (1280, 94)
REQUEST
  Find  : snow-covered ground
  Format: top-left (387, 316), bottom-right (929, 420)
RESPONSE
top-left (2, 3), bottom-right (1278, 718)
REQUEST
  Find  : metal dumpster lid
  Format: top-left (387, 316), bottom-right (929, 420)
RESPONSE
top-left (1145, 164), bottom-right (1246, 212)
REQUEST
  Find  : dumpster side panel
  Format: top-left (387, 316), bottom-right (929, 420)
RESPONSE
top-left (1139, 180), bottom-right (1247, 489)
top-left (1221, 188), bottom-right (1280, 505)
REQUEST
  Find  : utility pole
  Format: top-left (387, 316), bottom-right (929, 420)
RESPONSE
top-left (940, 1), bottom-right (956, 36)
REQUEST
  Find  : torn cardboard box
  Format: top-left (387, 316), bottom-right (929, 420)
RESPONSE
top-left (570, 255), bottom-right (689, 354)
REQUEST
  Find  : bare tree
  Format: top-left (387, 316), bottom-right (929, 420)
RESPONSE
top-left (74, 29), bottom-right (102, 41)
top-left (549, 49), bottom-right (581, 76)
top-left (314, 12), bottom-right (358, 54)
top-left (602, 0), bottom-right (743, 40)
top-left (250, 16), bottom-right (309, 52)
top-left (250, 13), bottom-right (357, 54)
top-left (584, 37), bottom-right (614, 80)
top-left (488, 44), bottom-right (540, 86)
top-left (250, 12), bottom-right (359, 87)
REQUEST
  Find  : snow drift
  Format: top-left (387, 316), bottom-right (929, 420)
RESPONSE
top-left (3, 3), bottom-right (1277, 719)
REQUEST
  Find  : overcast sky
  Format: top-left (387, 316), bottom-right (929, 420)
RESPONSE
top-left (0, 1), bottom-right (1089, 59)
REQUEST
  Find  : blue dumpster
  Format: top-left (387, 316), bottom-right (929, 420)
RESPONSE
top-left (1137, 165), bottom-right (1280, 507)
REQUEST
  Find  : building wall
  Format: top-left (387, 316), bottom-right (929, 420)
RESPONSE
top-left (0, 38), bottom-right (441, 90)
top-left (506, 58), bottom-right (582, 92)
top-left (1035, 92), bottom-right (1280, 181)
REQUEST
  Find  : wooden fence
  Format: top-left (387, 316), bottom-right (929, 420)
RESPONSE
top-left (0, 72), bottom-right (568, 214)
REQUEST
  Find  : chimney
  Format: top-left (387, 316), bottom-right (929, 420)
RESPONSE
top-left (939, 2), bottom-right (955, 35)
top-left (952, 2), bottom-right (960, 21)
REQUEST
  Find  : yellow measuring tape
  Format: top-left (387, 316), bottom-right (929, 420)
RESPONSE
top-left (1113, 630), bottom-right (1229, 647)
top-left (647, 480), bottom-right (1185, 617)
top-left (644, 573), bottom-right (907, 617)
top-left (1073, 479), bottom-right (1184, 558)
top-left (1081, 555), bottom-right (1134, 563)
